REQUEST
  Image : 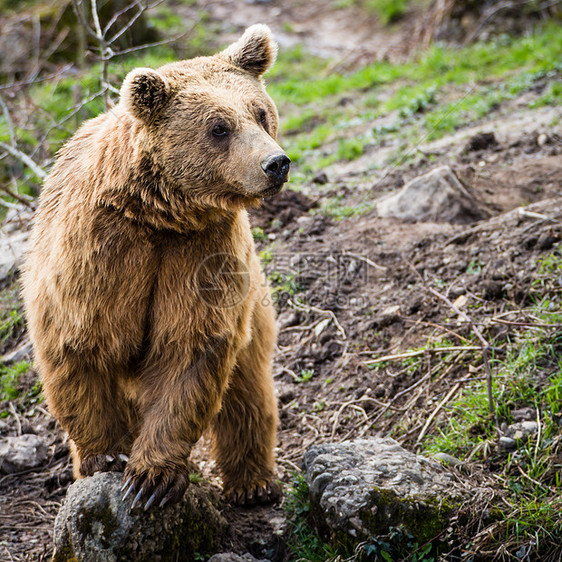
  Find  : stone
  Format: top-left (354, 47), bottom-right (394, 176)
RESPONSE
top-left (0, 434), bottom-right (48, 473)
top-left (537, 133), bottom-right (548, 146)
top-left (433, 452), bottom-right (464, 469)
top-left (53, 472), bottom-right (227, 562)
top-left (505, 421), bottom-right (539, 444)
top-left (498, 436), bottom-right (517, 451)
top-left (376, 166), bottom-right (488, 224)
top-left (0, 207), bottom-right (33, 282)
top-left (511, 407), bottom-right (536, 422)
top-left (303, 437), bottom-right (468, 545)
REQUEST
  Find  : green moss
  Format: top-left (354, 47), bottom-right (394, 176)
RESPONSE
top-left (77, 505), bottom-right (119, 549)
top-left (361, 488), bottom-right (454, 544)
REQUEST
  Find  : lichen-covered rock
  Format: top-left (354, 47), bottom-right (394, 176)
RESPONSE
top-left (303, 438), bottom-right (468, 544)
top-left (53, 472), bottom-right (227, 562)
top-left (0, 434), bottom-right (48, 473)
top-left (376, 165), bottom-right (488, 224)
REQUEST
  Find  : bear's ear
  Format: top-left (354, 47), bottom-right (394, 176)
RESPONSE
top-left (120, 68), bottom-right (170, 122)
top-left (219, 24), bottom-right (278, 78)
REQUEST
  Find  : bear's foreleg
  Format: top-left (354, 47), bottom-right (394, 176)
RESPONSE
top-left (211, 299), bottom-right (280, 506)
top-left (42, 361), bottom-right (133, 478)
top-left (122, 334), bottom-right (237, 509)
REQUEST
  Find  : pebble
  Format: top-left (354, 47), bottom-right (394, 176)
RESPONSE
top-left (537, 133), bottom-right (548, 146)
top-left (498, 436), bottom-right (517, 450)
top-left (433, 452), bottom-right (464, 469)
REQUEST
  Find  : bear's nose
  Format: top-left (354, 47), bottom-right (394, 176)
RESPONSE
top-left (261, 153), bottom-right (291, 183)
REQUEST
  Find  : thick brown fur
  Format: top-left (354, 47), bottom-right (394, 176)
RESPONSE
top-left (21, 25), bottom-right (287, 508)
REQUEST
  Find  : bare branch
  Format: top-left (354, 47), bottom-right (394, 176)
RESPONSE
top-left (71, 0), bottom-right (97, 40)
top-left (103, 0), bottom-right (141, 36)
top-left (107, 1), bottom-right (147, 45)
top-left (105, 0), bottom-right (167, 40)
top-left (90, 0), bottom-right (104, 40)
top-left (0, 141), bottom-right (47, 180)
top-left (109, 31), bottom-right (189, 57)
top-left (0, 64), bottom-right (73, 92)
top-left (0, 180), bottom-right (35, 209)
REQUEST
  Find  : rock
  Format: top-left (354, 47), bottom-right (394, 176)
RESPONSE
top-left (376, 166), bottom-right (488, 224)
top-left (505, 421), bottom-right (538, 444)
top-left (498, 436), bottom-right (517, 451)
top-left (0, 207), bottom-right (33, 282)
top-left (511, 407), bottom-right (536, 422)
top-left (0, 434), bottom-right (48, 473)
top-left (53, 472), bottom-right (226, 562)
top-left (433, 452), bottom-right (464, 469)
top-left (537, 133), bottom-right (548, 146)
top-left (303, 438), bottom-right (468, 545)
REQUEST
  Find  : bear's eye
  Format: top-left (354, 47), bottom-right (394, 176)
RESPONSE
top-left (258, 109), bottom-right (268, 128)
top-left (212, 122), bottom-right (229, 138)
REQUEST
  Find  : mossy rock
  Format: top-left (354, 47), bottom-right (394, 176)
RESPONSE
top-left (303, 438), bottom-right (469, 548)
top-left (53, 471), bottom-right (227, 562)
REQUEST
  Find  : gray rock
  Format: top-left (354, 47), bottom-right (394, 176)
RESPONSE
top-left (0, 207), bottom-right (33, 282)
top-left (511, 407), bottom-right (536, 422)
top-left (376, 166), bottom-right (488, 224)
top-left (505, 421), bottom-right (538, 444)
top-left (433, 452), bottom-right (464, 469)
top-left (53, 472), bottom-right (226, 562)
top-left (0, 434), bottom-right (48, 473)
top-left (498, 436), bottom-right (517, 450)
top-left (303, 438), bottom-right (468, 544)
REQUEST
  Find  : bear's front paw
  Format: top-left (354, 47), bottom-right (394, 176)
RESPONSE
top-left (121, 463), bottom-right (188, 510)
top-left (80, 453), bottom-right (129, 477)
top-left (224, 479), bottom-right (282, 507)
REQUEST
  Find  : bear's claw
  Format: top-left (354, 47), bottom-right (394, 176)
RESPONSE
top-left (122, 466), bottom-right (188, 511)
top-left (80, 453), bottom-right (128, 477)
top-left (225, 479), bottom-right (282, 507)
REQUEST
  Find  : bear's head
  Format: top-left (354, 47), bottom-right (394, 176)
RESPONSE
top-left (119, 24), bottom-right (290, 211)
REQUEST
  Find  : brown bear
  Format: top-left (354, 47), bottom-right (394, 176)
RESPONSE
top-left (21, 24), bottom-right (290, 510)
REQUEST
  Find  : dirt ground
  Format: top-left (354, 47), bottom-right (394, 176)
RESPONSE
top-left (1, 2), bottom-right (562, 560)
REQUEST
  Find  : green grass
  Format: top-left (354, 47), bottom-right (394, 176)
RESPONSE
top-left (284, 473), bottom-right (347, 561)
top-left (424, 315), bottom-right (562, 458)
top-left (270, 24), bottom-right (562, 107)
top-left (0, 360), bottom-right (30, 401)
top-left (267, 23), bottom-right (562, 181)
top-left (0, 285), bottom-right (24, 354)
top-left (284, 472), bottom-right (439, 561)
top-left (363, 0), bottom-right (410, 24)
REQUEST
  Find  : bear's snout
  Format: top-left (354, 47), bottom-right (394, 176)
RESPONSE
top-left (260, 153), bottom-right (291, 189)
